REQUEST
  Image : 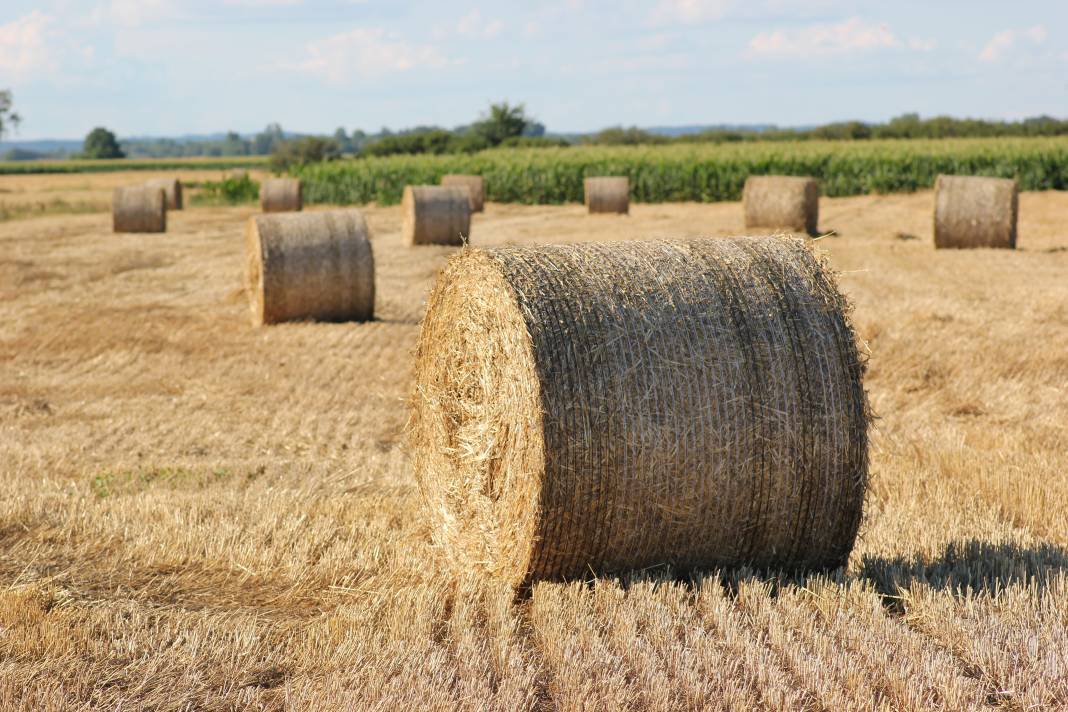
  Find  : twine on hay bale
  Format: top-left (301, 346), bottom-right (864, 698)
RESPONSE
top-left (402, 185), bottom-right (472, 246)
top-left (441, 174), bottom-right (485, 212)
top-left (743, 176), bottom-right (819, 235)
top-left (934, 175), bottom-right (1018, 249)
top-left (144, 177), bottom-right (183, 210)
top-left (245, 209), bottom-right (374, 326)
top-left (584, 176), bottom-right (629, 214)
top-left (410, 235), bottom-right (870, 589)
top-left (112, 185), bottom-right (166, 233)
top-left (260, 178), bottom-right (303, 213)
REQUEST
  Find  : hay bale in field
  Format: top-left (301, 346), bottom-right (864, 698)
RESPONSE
top-left (743, 176), bottom-right (819, 235)
top-left (245, 209), bottom-right (374, 326)
top-left (934, 175), bottom-right (1018, 249)
top-left (410, 235), bottom-right (869, 589)
top-left (112, 186), bottom-right (166, 233)
top-left (402, 185), bottom-right (472, 246)
top-left (260, 178), bottom-right (303, 213)
top-left (441, 174), bottom-right (485, 212)
top-left (584, 176), bottom-right (629, 214)
top-left (144, 178), bottom-right (183, 210)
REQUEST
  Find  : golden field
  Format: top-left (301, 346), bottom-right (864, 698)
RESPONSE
top-left (1, 171), bottom-right (1067, 710)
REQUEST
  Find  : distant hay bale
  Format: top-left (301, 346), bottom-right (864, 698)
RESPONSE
top-left (144, 177), bottom-right (183, 210)
top-left (245, 209), bottom-right (374, 326)
top-left (112, 186), bottom-right (166, 233)
top-left (410, 236), bottom-right (869, 589)
top-left (441, 174), bottom-right (485, 212)
top-left (743, 176), bottom-right (820, 235)
top-left (584, 176), bottom-right (629, 214)
top-left (934, 175), bottom-right (1018, 249)
top-left (402, 185), bottom-right (472, 246)
top-left (260, 178), bottom-right (303, 213)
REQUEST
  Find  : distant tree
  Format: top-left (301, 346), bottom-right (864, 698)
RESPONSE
top-left (0, 90), bottom-right (22, 141)
top-left (584, 126), bottom-right (667, 146)
top-left (82, 127), bottom-right (124, 159)
top-left (471, 102), bottom-right (532, 146)
top-left (270, 136), bottom-right (340, 172)
top-left (350, 129), bottom-right (368, 153)
top-left (333, 127), bottom-right (353, 154)
top-left (252, 123), bottom-right (285, 155)
top-left (222, 131), bottom-right (248, 156)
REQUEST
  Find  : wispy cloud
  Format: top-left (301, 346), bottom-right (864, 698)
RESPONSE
top-left (90, 0), bottom-right (180, 27)
top-left (650, 0), bottom-right (734, 25)
top-left (288, 28), bottom-right (449, 83)
top-left (980, 25), bottom-right (1048, 62)
top-left (0, 11), bottom-right (58, 79)
top-left (748, 17), bottom-right (900, 59)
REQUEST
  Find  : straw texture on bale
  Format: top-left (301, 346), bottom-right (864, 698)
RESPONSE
top-left (260, 178), bottom-right (303, 213)
top-left (743, 176), bottom-right (820, 235)
top-left (112, 186), bottom-right (166, 233)
top-left (933, 175), bottom-right (1018, 249)
top-left (245, 209), bottom-right (374, 326)
top-left (402, 185), bottom-right (472, 246)
top-left (441, 174), bottom-right (485, 212)
top-left (144, 177), bottom-right (183, 210)
top-left (410, 236), bottom-right (869, 589)
top-left (584, 176), bottom-right (630, 214)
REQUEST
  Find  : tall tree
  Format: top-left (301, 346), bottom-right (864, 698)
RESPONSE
top-left (0, 90), bottom-right (21, 141)
top-left (471, 102), bottom-right (531, 146)
top-left (83, 127), bottom-right (125, 159)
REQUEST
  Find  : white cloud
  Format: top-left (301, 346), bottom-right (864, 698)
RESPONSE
top-left (0, 11), bottom-right (57, 79)
top-left (289, 28), bottom-right (449, 83)
top-left (456, 10), bottom-right (504, 39)
top-left (980, 25), bottom-right (1048, 62)
top-left (748, 17), bottom-right (900, 58)
top-left (90, 0), bottom-right (180, 27)
top-left (650, 0), bottom-right (734, 25)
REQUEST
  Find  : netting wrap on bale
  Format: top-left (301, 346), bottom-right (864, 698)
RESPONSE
top-left (934, 175), bottom-right (1018, 249)
top-left (410, 236), bottom-right (869, 590)
top-left (402, 185), bottom-right (472, 246)
top-left (441, 174), bottom-right (485, 212)
top-left (743, 176), bottom-right (819, 235)
top-left (260, 178), bottom-right (303, 213)
top-left (144, 178), bottom-right (183, 210)
top-left (584, 176), bottom-right (630, 214)
top-left (112, 186), bottom-right (166, 233)
top-left (245, 209), bottom-right (374, 326)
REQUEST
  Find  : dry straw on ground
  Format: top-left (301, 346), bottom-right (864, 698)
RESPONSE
top-left (410, 235), bottom-right (870, 589)
top-left (583, 176), bottom-right (630, 214)
top-left (260, 178), bottom-right (303, 213)
top-left (245, 208), bottom-right (375, 326)
top-left (111, 185), bottom-right (166, 233)
top-left (441, 174), bottom-right (485, 213)
top-left (402, 185), bottom-right (472, 246)
top-left (744, 176), bottom-right (820, 235)
top-left (144, 178), bottom-right (183, 210)
top-left (934, 175), bottom-right (1018, 249)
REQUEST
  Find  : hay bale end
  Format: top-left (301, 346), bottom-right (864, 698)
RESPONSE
top-left (743, 176), bottom-right (819, 235)
top-left (260, 178), bottom-right (303, 213)
top-left (934, 175), bottom-right (1018, 249)
top-left (584, 176), bottom-right (630, 214)
top-left (441, 174), bottom-right (485, 212)
top-left (402, 185), bottom-right (472, 246)
top-left (112, 186), bottom-right (166, 233)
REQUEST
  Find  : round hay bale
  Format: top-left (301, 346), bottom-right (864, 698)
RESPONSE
top-left (584, 176), bottom-right (629, 214)
top-left (245, 209), bottom-right (374, 326)
top-left (260, 178), bottom-right (303, 213)
top-left (934, 175), bottom-right (1018, 249)
top-left (743, 176), bottom-right (819, 235)
top-left (441, 174), bottom-right (485, 212)
top-left (144, 177), bottom-right (183, 210)
top-left (112, 186), bottom-right (166, 233)
top-left (410, 236), bottom-right (869, 589)
top-left (402, 185), bottom-right (472, 246)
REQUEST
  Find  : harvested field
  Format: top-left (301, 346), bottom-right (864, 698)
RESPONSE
top-left (1, 175), bottom-right (1067, 709)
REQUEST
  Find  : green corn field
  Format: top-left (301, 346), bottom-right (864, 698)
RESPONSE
top-left (295, 137), bottom-right (1068, 205)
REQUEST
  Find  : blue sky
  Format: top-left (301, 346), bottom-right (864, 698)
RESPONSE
top-left (1, 0), bottom-right (1066, 139)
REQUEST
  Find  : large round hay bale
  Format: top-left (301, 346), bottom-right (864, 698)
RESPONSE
top-left (112, 186), bottom-right (166, 233)
top-left (441, 174), bottom-right (485, 212)
top-left (402, 185), bottom-right (472, 246)
top-left (743, 176), bottom-right (819, 235)
top-left (584, 176), bottom-right (629, 214)
top-left (410, 236), bottom-right (869, 589)
top-left (245, 209), bottom-right (374, 326)
top-left (260, 178), bottom-right (303, 213)
top-left (934, 175), bottom-right (1018, 249)
top-left (144, 177), bottom-right (183, 210)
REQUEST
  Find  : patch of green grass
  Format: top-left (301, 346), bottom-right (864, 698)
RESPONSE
top-left (190, 174), bottom-right (260, 206)
top-left (90, 466), bottom-right (233, 498)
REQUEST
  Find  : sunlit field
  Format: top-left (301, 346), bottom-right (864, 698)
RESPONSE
top-left (1, 173), bottom-right (1067, 710)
